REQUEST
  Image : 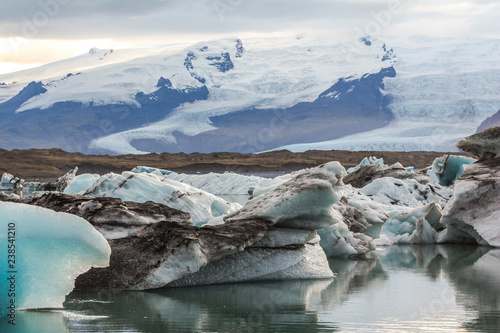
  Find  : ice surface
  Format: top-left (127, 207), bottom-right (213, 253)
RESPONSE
top-left (0, 173), bottom-right (23, 195)
top-left (346, 156), bottom-right (388, 174)
top-left (0, 202), bottom-right (110, 314)
top-left (274, 38), bottom-right (500, 153)
top-left (378, 202), bottom-right (443, 244)
top-left (357, 177), bottom-right (453, 210)
top-left (64, 173), bottom-right (100, 194)
top-left (431, 155), bottom-right (476, 186)
top-left (318, 221), bottom-right (374, 257)
top-left (83, 171), bottom-right (241, 226)
top-left (439, 128), bottom-right (500, 246)
top-left (133, 166), bottom-right (263, 196)
top-left (225, 162), bottom-right (346, 230)
top-left (167, 243), bottom-right (333, 287)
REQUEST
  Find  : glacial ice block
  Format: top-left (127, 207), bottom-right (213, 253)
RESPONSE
top-left (0, 202), bottom-right (110, 315)
top-left (133, 166), bottom-right (264, 196)
top-left (439, 128), bottom-right (500, 246)
top-left (431, 155), bottom-right (476, 186)
top-left (225, 161), bottom-right (346, 229)
top-left (83, 171), bottom-right (241, 226)
top-left (378, 202), bottom-right (443, 244)
top-left (64, 173), bottom-right (100, 194)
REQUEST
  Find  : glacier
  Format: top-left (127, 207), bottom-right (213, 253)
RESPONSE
top-left (1, 36), bottom-right (499, 153)
top-left (0, 202), bottom-right (110, 315)
top-left (275, 37), bottom-right (500, 153)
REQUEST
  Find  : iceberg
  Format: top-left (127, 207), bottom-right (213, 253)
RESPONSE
top-left (64, 173), bottom-right (100, 195)
top-left (224, 161), bottom-right (345, 229)
top-left (344, 162), bottom-right (429, 188)
top-left (439, 127), bottom-right (500, 246)
top-left (0, 174), bottom-right (23, 196)
top-left (431, 155), bottom-right (476, 186)
top-left (358, 177), bottom-right (453, 210)
top-left (249, 163), bottom-right (385, 256)
top-left (77, 163), bottom-right (343, 289)
top-left (346, 156), bottom-right (388, 174)
top-left (1, 192), bottom-right (191, 239)
top-left (334, 194), bottom-right (389, 239)
top-left (83, 171), bottom-right (241, 226)
top-left (133, 166), bottom-right (263, 196)
top-left (378, 202), bottom-right (443, 244)
top-left (0, 202), bottom-right (110, 315)
top-left (22, 168), bottom-right (77, 196)
top-left (318, 221), bottom-right (375, 257)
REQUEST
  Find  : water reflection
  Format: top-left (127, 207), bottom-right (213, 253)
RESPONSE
top-left (65, 280), bottom-right (339, 332)
top-left (6, 245), bottom-right (500, 332)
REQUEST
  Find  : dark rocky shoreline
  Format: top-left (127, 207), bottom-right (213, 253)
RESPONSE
top-left (0, 148), bottom-right (472, 181)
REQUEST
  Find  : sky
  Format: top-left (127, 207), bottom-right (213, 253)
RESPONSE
top-left (0, 0), bottom-right (499, 75)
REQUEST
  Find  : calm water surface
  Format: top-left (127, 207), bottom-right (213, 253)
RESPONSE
top-left (3, 245), bottom-right (500, 332)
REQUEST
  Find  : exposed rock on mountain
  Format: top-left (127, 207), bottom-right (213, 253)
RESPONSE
top-left (477, 109), bottom-right (500, 133)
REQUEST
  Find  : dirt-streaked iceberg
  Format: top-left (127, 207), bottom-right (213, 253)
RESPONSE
top-left (76, 162), bottom-right (344, 289)
top-left (439, 127), bottom-right (500, 246)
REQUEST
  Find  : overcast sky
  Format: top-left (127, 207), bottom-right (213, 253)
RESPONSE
top-left (0, 0), bottom-right (499, 74)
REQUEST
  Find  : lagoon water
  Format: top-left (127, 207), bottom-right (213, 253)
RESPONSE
top-left (3, 245), bottom-right (500, 333)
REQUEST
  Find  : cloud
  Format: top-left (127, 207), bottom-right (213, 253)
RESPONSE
top-left (0, 0), bottom-right (495, 41)
top-left (0, 0), bottom-right (498, 73)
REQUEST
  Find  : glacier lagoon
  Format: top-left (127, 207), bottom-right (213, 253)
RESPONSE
top-left (1, 245), bottom-right (499, 333)
top-left (1, 128), bottom-right (499, 331)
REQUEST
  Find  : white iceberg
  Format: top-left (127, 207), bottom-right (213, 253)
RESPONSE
top-left (346, 156), bottom-right (388, 174)
top-left (133, 166), bottom-right (263, 196)
top-left (64, 173), bottom-right (100, 195)
top-left (358, 177), bottom-right (453, 210)
top-left (0, 174), bottom-right (24, 195)
top-left (0, 202), bottom-right (110, 315)
top-left (77, 162), bottom-right (344, 289)
top-left (225, 161), bottom-right (345, 230)
top-left (318, 221), bottom-right (374, 257)
top-left (378, 202), bottom-right (444, 244)
top-left (83, 171), bottom-right (241, 226)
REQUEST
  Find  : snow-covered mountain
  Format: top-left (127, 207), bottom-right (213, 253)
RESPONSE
top-left (0, 35), bottom-right (499, 154)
